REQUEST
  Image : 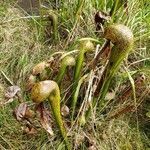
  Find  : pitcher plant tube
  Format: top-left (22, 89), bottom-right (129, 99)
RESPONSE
top-left (31, 80), bottom-right (71, 150)
top-left (84, 24), bottom-right (134, 123)
top-left (56, 55), bottom-right (75, 86)
top-left (98, 24), bottom-right (134, 108)
top-left (71, 40), bottom-right (94, 120)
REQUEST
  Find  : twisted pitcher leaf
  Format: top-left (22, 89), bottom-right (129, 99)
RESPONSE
top-left (31, 80), bottom-right (71, 150)
top-left (98, 24), bottom-right (134, 107)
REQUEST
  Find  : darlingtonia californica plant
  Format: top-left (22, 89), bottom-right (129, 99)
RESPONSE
top-left (56, 55), bottom-right (75, 86)
top-left (84, 23), bottom-right (134, 122)
top-left (97, 24), bottom-right (134, 107)
top-left (31, 80), bottom-right (71, 150)
top-left (71, 40), bottom-right (94, 119)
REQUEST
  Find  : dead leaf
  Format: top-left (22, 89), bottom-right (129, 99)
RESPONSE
top-left (13, 103), bottom-right (27, 121)
top-left (95, 11), bottom-right (110, 32)
top-left (84, 133), bottom-right (96, 147)
top-left (47, 56), bottom-right (55, 64)
top-left (25, 108), bottom-right (35, 118)
top-left (26, 75), bottom-right (36, 91)
top-left (23, 125), bottom-right (37, 135)
top-left (61, 105), bottom-right (69, 117)
top-left (40, 114), bottom-right (54, 136)
top-left (90, 41), bottom-right (110, 70)
top-left (36, 104), bottom-right (54, 136)
top-left (2, 98), bottom-right (14, 105)
top-left (119, 74), bottom-right (146, 102)
top-left (107, 105), bottom-right (134, 120)
top-left (5, 85), bottom-right (21, 99)
top-left (32, 61), bottom-right (47, 75)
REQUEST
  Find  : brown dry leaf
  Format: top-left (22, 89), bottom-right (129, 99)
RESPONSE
top-left (23, 125), bottom-right (37, 135)
top-left (25, 108), bottom-right (35, 118)
top-left (84, 133), bottom-right (96, 148)
top-left (2, 98), bottom-right (14, 105)
top-left (61, 105), bottom-right (69, 117)
top-left (47, 56), bottom-right (55, 66)
top-left (107, 105), bottom-right (134, 120)
top-left (40, 115), bottom-right (54, 136)
top-left (119, 74), bottom-right (145, 102)
top-left (95, 11), bottom-right (110, 32)
top-left (90, 41), bottom-right (110, 71)
top-left (5, 85), bottom-right (21, 99)
top-left (26, 75), bottom-right (36, 91)
top-left (13, 103), bottom-right (27, 121)
top-left (37, 104), bottom-right (54, 136)
top-left (2, 85), bottom-right (21, 105)
top-left (32, 61), bottom-right (47, 75)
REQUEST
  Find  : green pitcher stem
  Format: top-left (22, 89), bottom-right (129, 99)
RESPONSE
top-left (71, 74), bottom-right (88, 122)
top-left (98, 55), bottom-right (125, 108)
top-left (71, 50), bottom-right (85, 119)
top-left (84, 24), bottom-right (133, 124)
top-left (73, 50), bottom-right (85, 81)
top-left (31, 80), bottom-right (71, 150)
top-left (49, 88), bottom-right (71, 150)
top-left (49, 11), bottom-right (58, 40)
top-left (56, 65), bottom-right (67, 85)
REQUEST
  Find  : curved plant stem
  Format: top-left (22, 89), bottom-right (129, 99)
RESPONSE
top-left (71, 40), bottom-right (94, 121)
top-left (84, 24), bottom-right (133, 122)
top-left (97, 24), bottom-right (134, 108)
top-left (48, 10), bottom-right (58, 40)
top-left (31, 80), bottom-right (71, 150)
top-left (73, 50), bottom-right (85, 82)
top-left (56, 55), bottom-right (75, 86)
top-left (40, 8), bottom-right (58, 40)
top-left (48, 86), bottom-right (71, 150)
top-left (56, 64), bottom-right (67, 85)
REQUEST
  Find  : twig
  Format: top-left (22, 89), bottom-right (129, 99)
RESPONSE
top-left (1, 71), bottom-right (13, 85)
